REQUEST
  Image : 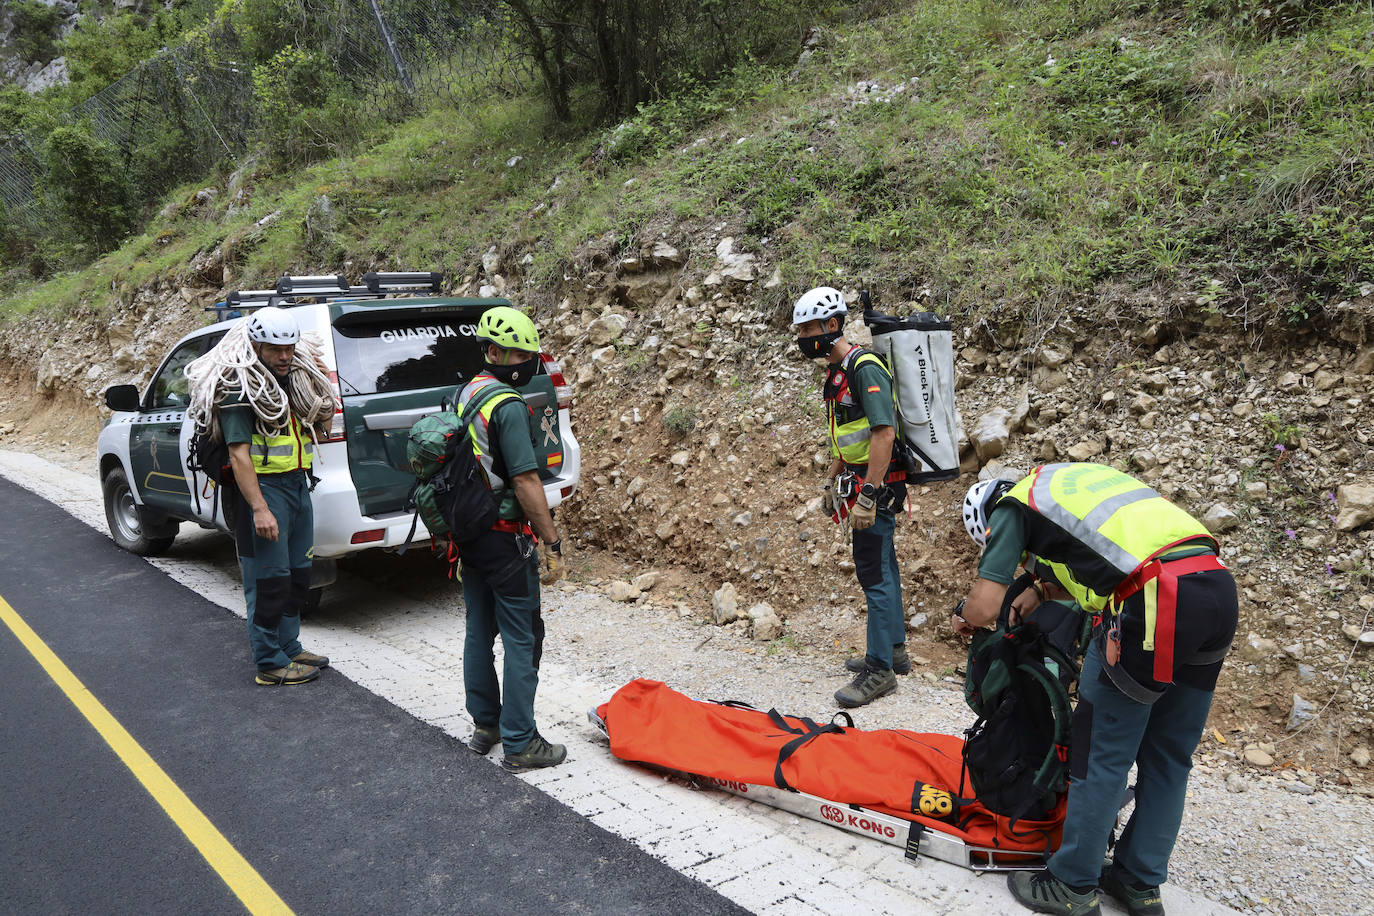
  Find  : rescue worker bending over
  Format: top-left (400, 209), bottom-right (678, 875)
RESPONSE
top-left (458, 306), bottom-right (568, 770)
top-left (792, 286), bottom-right (909, 708)
top-left (222, 307), bottom-right (331, 686)
top-left (954, 464), bottom-right (1238, 916)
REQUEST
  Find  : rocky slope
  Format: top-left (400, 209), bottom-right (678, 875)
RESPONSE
top-left (3, 235), bottom-right (1373, 794)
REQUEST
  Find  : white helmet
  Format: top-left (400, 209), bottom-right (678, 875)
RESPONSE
top-left (962, 478), bottom-right (1013, 548)
top-left (792, 286), bottom-right (847, 326)
top-left (246, 306), bottom-right (300, 345)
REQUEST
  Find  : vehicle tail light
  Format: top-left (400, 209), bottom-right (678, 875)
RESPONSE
top-left (351, 529), bottom-right (385, 544)
top-left (560, 486), bottom-right (575, 499)
top-left (322, 371), bottom-right (346, 442)
top-left (539, 352), bottom-right (573, 411)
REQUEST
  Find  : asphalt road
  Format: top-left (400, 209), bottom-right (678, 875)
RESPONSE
top-left (0, 475), bottom-right (744, 916)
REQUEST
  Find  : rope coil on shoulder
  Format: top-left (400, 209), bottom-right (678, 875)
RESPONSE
top-left (185, 321), bottom-right (338, 452)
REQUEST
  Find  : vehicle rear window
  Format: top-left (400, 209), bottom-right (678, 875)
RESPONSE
top-left (332, 317), bottom-right (485, 395)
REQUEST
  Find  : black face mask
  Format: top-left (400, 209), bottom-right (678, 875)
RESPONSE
top-left (797, 330), bottom-right (842, 360)
top-left (485, 356), bottom-right (538, 386)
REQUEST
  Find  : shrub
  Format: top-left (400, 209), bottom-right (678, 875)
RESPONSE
top-left (663, 405), bottom-right (698, 436)
top-left (38, 124), bottom-right (137, 255)
top-left (252, 45), bottom-right (357, 165)
top-left (10, 0), bottom-right (64, 63)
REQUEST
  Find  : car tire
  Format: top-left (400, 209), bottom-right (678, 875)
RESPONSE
top-left (103, 466), bottom-right (177, 556)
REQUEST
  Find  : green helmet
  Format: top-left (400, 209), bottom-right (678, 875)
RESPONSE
top-left (476, 306), bottom-right (540, 352)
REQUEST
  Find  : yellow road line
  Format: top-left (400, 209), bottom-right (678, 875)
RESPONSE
top-left (0, 595), bottom-right (293, 916)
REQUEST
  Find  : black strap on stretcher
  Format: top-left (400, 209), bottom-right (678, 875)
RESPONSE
top-left (766, 710), bottom-right (853, 791)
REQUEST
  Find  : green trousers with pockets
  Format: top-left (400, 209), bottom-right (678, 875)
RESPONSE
top-left (237, 470), bottom-right (312, 671)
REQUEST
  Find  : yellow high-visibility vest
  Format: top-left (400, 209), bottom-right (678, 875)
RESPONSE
top-left (826, 348), bottom-right (897, 468)
top-left (1000, 463), bottom-right (1214, 612)
top-left (458, 375), bottom-right (526, 520)
top-left (250, 415), bottom-right (313, 473)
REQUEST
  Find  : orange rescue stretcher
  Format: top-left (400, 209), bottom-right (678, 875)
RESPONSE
top-left (590, 678), bottom-right (1066, 872)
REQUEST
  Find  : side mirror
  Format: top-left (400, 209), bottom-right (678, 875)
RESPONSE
top-left (104, 384), bottom-right (141, 412)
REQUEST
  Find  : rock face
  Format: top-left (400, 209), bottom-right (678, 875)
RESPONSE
top-left (1288, 694), bottom-right (1316, 731)
top-left (1202, 503), bottom-right (1241, 533)
top-left (588, 313), bottom-right (630, 346)
top-left (747, 602), bottom-right (783, 641)
top-left (606, 580), bottom-right (641, 602)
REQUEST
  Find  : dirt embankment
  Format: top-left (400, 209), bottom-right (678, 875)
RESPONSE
top-left (4, 248), bottom-right (1374, 793)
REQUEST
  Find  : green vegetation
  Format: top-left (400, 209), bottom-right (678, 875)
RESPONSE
top-left (1260, 412), bottom-right (1304, 448)
top-left (664, 406), bottom-right (699, 436)
top-left (8, 1), bottom-right (64, 63)
top-left (4, 0), bottom-right (1374, 335)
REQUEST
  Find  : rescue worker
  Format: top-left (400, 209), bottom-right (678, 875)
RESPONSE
top-left (954, 463), bottom-right (1238, 916)
top-left (221, 307), bottom-right (331, 686)
top-left (458, 306), bottom-right (569, 770)
top-left (792, 286), bottom-right (909, 708)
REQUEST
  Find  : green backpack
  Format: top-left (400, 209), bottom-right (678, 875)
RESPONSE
top-left (961, 574), bottom-right (1088, 825)
top-left (401, 384), bottom-right (512, 548)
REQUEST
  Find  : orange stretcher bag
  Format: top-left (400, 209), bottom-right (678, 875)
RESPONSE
top-left (595, 679), bottom-right (1064, 860)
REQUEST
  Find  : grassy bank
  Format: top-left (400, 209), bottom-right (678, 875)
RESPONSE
top-left (5, 0), bottom-right (1373, 332)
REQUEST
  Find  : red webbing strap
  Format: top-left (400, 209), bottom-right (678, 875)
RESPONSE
top-left (1153, 562), bottom-right (1176, 683)
top-left (491, 519), bottom-right (533, 535)
top-left (1113, 554), bottom-right (1228, 684)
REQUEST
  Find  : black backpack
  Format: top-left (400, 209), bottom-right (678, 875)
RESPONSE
top-left (961, 574), bottom-right (1088, 826)
top-left (187, 426), bottom-right (235, 523)
top-left (399, 384), bottom-right (514, 560)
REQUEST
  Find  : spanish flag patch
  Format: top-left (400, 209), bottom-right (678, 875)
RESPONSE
top-left (866, 385), bottom-right (881, 393)
top-left (546, 452), bottom-right (564, 468)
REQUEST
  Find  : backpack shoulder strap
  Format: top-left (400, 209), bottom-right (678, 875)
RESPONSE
top-left (849, 348), bottom-right (891, 378)
top-left (459, 381), bottom-right (520, 429)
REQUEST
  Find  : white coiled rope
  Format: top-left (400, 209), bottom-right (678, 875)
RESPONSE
top-left (185, 320), bottom-right (339, 451)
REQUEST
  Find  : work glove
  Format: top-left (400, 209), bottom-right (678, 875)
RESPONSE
top-left (539, 539), bottom-right (567, 585)
top-left (849, 489), bottom-right (877, 530)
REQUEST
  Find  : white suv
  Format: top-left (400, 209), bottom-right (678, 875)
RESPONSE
top-left (97, 272), bottom-right (580, 592)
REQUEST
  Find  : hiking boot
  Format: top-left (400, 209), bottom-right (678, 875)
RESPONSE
top-left (1007, 871), bottom-right (1101, 915)
top-left (1099, 863), bottom-right (1164, 916)
top-left (845, 644), bottom-right (911, 675)
top-left (291, 650), bottom-right (330, 669)
top-left (502, 733), bottom-right (567, 771)
top-left (468, 724), bottom-right (500, 755)
top-left (834, 665), bottom-right (897, 708)
top-left (255, 662), bottom-right (319, 686)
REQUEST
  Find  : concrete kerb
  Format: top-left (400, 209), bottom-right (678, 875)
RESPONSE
top-left (0, 448), bottom-right (1234, 916)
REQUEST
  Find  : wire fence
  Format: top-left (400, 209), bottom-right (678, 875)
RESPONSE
top-left (0, 0), bottom-right (526, 218)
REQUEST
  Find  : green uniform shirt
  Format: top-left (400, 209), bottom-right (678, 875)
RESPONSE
top-left (976, 504), bottom-right (1027, 584)
top-left (486, 398), bottom-right (539, 520)
top-left (218, 389), bottom-right (255, 445)
top-left (848, 355), bottom-right (895, 432)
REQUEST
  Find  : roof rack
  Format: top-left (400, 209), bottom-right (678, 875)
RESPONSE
top-left (207, 271), bottom-right (446, 315)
